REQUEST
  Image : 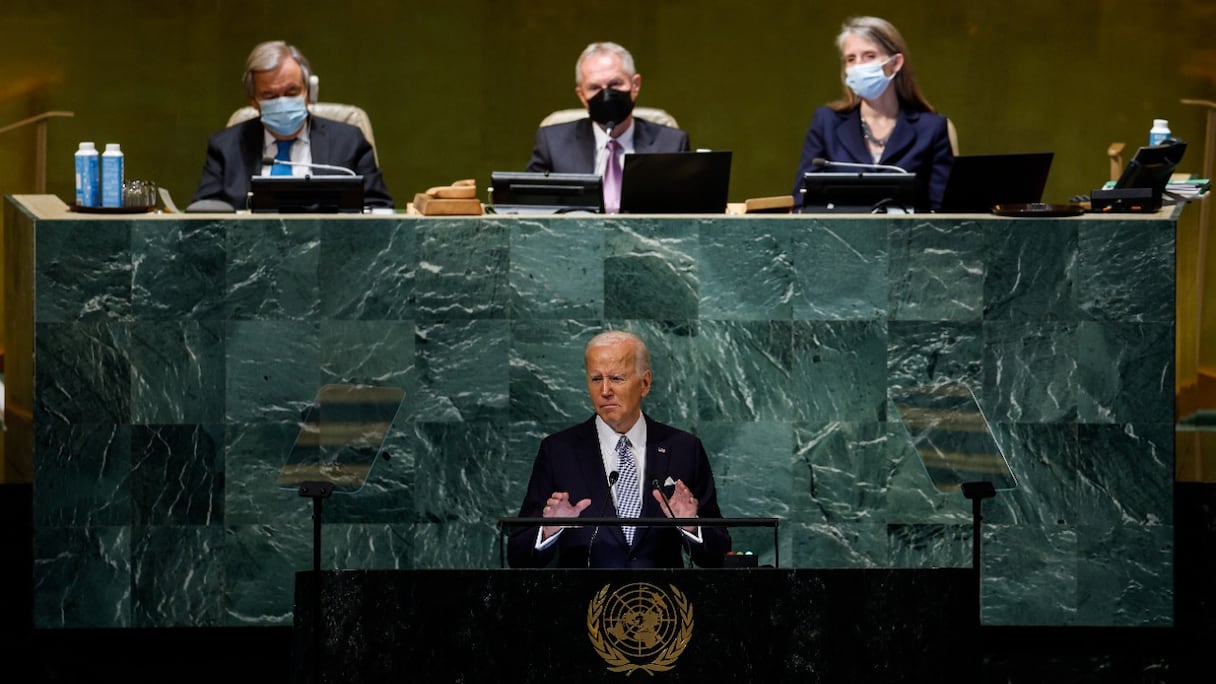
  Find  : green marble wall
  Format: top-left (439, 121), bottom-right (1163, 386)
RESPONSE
top-left (15, 201), bottom-right (1175, 628)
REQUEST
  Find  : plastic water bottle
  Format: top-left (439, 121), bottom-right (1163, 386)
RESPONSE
top-left (101, 143), bottom-right (124, 207)
top-left (74, 142), bottom-right (99, 207)
top-left (1149, 119), bottom-right (1171, 147)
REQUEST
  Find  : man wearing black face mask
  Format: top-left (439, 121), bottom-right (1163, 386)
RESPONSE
top-left (526, 42), bottom-right (690, 213)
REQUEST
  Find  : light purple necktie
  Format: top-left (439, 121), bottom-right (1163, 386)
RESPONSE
top-left (603, 138), bottom-right (622, 214)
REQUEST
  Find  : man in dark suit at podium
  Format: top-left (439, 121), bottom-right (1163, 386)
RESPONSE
top-left (526, 42), bottom-right (689, 213)
top-left (509, 331), bottom-right (730, 569)
top-left (191, 40), bottom-right (393, 210)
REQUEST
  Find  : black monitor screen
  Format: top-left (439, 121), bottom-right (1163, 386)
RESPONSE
top-left (1115, 140), bottom-right (1187, 193)
top-left (490, 172), bottom-right (603, 214)
top-left (250, 175), bottom-right (365, 213)
top-left (801, 172), bottom-right (919, 213)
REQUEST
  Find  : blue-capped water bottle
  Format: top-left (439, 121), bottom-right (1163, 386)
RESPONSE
top-left (74, 142), bottom-right (99, 207)
top-left (1149, 119), bottom-right (1171, 147)
top-left (101, 143), bottom-right (124, 207)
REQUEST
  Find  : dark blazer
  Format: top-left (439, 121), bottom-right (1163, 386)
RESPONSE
top-left (792, 104), bottom-right (953, 210)
top-left (526, 117), bottom-right (690, 174)
top-left (192, 116), bottom-right (394, 209)
top-left (508, 414), bottom-right (731, 569)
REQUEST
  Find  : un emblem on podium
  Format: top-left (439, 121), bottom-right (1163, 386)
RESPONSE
top-left (587, 582), bottom-right (694, 674)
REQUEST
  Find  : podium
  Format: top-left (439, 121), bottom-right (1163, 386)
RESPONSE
top-left (292, 568), bottom-right (977, 682)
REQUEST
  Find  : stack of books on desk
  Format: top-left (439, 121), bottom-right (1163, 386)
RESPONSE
top-left (1166, 177), bottom-right (1210, 198)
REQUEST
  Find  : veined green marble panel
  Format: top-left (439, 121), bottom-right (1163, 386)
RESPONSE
top-left (509, 218), bottom-right (604, 319)
top-left (414, 219), bottom-right (509, 319)
top-left (225, 320), bottom-right (321, 424)
top-left (224, 219), bottom-right (321, 320)
top-left (133, 220), bottom-right (227, 320)
top-left (13, 205), bottom-right (1177, 629)
top-left (604, 218), bottom-right (700, 320)
top-left (694, 320), bottom-right (794, 422)
top-left (130, 424), bottom-right (223, 526)
top-left (130, 320), bottom-right (226, 425)
top-left (414, 319), bottom-right (509, 422)
top-left (33, 423), bottom-right (131, 527)
top-left (700, 219), bottom-right (793, 320)
top-left (318, 219), bottom-right (415, 320)
top-left (131, 525), bottom-right (225, 628)
top-left (889, 218), bottom-right (985, 321)
top-left (792, 216), bottom-right (888, 320)
top-left (792, 320), bottom-right (888, 422)
top-left (34, 220), bottom-right (133, 322)
top-left (33, 526), bottom-right (132, 628)
top-left (35, 322), bottom-right (132, 425)
top-left (509, 319), bottom-right (602, 423)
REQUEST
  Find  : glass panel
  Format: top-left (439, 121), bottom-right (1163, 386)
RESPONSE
top-left (276, 384), bottom-right (405, 493)
top-left (890, 383), bottom-right (1017, 493)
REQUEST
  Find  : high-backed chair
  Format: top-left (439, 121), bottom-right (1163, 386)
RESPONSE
top-left (946, 118), bottom-right (959, 156)
top-left (227, 76), bottom-right (380, 165)
top-left (539, 106), bottom-right (679, 129)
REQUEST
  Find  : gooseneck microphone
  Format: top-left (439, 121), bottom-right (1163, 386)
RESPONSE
top-left (586, 470), bottom-right (620, 568)
top-left (811, 157), bottom-right (911, 174)
top-left (652, 478), bottom-right (690, 569)
top-left (260, 157), bottom-right (358, 176)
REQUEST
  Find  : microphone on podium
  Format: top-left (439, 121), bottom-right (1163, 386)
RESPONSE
top-left (587, 470), bottom-right (620, 567)
top-left (260, 157), bottom-right (358, 177)
top-left (652, 478), bottom-right (690, 569)
top-left (811, 157), bottom-right (911, 174)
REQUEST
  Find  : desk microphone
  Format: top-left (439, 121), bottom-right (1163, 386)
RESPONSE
top-left (260, 158), bottom-right (358, 177)
top-left (811, 157), bottom-right (911, 174)
top-left (652, 478), bottom-right (689, 569)
top-left (587, 470), bottom-right (620, 568)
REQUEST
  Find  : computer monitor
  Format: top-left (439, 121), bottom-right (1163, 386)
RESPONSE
top-left (1115, 140), bottom-right (1187, 195)
top-left (800, 172), bottom-right (919, 213)
top-left (939, 152), bottom-right (1054, 212)
top-left (619, 150), bottom-right (732, 214)
top-left (249, 175), bottom-right (365, 213)
top-left (489, 172), bottom-right (604, 214)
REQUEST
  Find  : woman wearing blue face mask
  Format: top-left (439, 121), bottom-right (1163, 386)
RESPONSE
top-left (791, 16), bottom-right (953, 210)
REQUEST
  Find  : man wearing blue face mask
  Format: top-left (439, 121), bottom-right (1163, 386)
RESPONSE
top-left (526, 42), bottom-right (689, 214)
top-left (791, 17), bottom-right (953, 210)
top-left (191, 41), bottom-right (393, 210)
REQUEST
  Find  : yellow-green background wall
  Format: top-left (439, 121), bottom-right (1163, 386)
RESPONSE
top-left (3, 0), bottom-right (1215, 480)
top-left (2, 0), bottom-right (1213, 205)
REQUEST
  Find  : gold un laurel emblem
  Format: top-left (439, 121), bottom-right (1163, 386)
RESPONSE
top-left (587, 582), bottom-right (694, 675)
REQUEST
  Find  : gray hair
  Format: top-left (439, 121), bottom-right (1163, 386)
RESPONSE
top-left (242, 41), bottom-right (312, 99)
top-left (575, 42), bottom-right (636, 85)
top-left (586, 330), bottom-right (651, 375)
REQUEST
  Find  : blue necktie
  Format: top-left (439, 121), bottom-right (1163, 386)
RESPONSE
top-left (615, 435), bottom-right (641, 545)
top-left (271, 139), bottom-right (294, 176)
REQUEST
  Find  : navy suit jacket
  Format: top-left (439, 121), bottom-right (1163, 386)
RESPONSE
top-left (192, 116), bottom-right (394, 209)
top-left (507, 414), bottom-right (731, 569)
top-left (526, 117), bottom-right (690, 174)
top-left (792, 104), bottom-right (953, 210)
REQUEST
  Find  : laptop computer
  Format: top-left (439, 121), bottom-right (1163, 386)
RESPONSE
top-left (619, 150), bottom-right (732, 214)
top-left (939, 152), bottom-right (1053, 212)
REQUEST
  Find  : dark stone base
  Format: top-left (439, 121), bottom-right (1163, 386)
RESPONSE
top-left (7, 482), bottom-right (1215, 682)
